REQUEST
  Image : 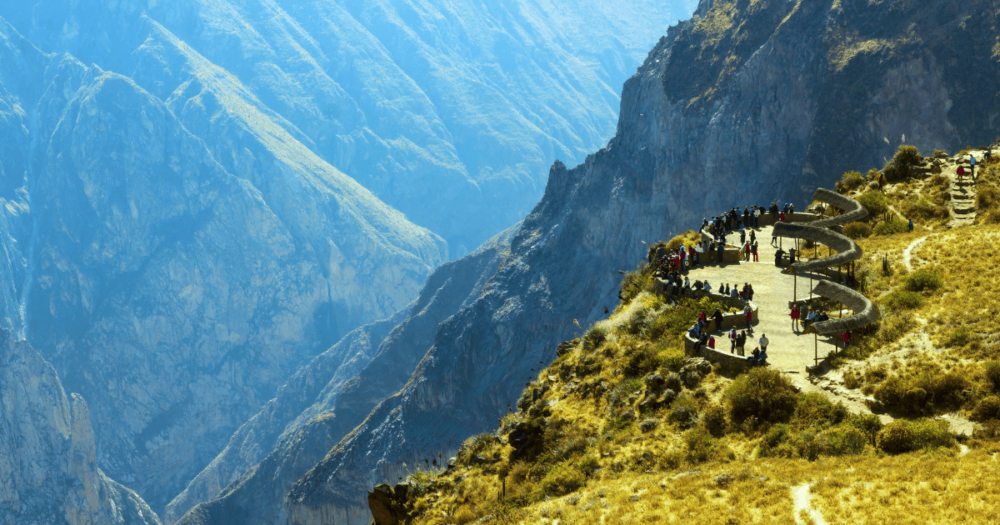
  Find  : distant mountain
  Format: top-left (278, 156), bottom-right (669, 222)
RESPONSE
top-left (278, 0), bottom-right (1000, 523)
top-left (0, 330), bottom-right (161, 525)
top-left (0, 16), bottom-right (444, 512)
top-left (0, 0), bottom-right (698, 257)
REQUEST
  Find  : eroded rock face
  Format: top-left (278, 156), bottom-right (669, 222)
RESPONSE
top-left (0, 17), bottom-right (443, 513)
top-left (283, 1), bottom-right (1000, 522)
top-left (170, 228), bottom-right (515, 525)
top-left (0, 330), bottom-right (161, 525)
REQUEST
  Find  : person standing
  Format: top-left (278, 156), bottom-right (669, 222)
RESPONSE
top-left (791, 304), bottom-right (801, 332)
top-left (717, 241), bottom-right (725, 265)
top-left (729, 327), bottom-right (737, 354)
top-left (713, 308), bottom-right (724, 331)
top-left (744, 306), bottom-right (753, 331)
top-left (744, 241), bottom-right (751, 261)
top-left (759, 333), bottom-right (769, 354)
top-left (751, 241), bottom-right (759, 262)
top-left (737, 331), bottom-right (746, 356)
top-left (908, 219), bottom-right (914, 233)
top-left (971, 154), bottom-right (977, 181)
top-left (747, 284), bottom-right (755, 301)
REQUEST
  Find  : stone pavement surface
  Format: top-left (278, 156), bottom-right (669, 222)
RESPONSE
top-left (687, 225), bottom-right (843, 372)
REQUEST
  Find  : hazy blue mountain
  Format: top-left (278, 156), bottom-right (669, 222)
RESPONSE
top-left (0, 329), bottom-right (162, 525)
top-left (279, 0), bottom-right (1000, 523)
top-left (0, 16), bottom-right (444, 513)
top-left (0, 0), bottom-right (698, 256)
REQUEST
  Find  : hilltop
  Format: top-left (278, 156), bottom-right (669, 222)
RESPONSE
top-left (367, 142), bottom-right (1000, 524)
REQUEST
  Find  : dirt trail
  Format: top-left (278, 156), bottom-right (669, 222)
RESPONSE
top-left (792, 482), bottom-right (827, 525)
top-left (902, 234), bottom-right (934, 272)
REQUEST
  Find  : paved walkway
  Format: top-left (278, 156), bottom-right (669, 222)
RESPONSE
top-left (688, 225), bottom-right (842, 372)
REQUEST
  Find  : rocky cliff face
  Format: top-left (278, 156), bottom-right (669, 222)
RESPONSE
top-left (281, 0), bottom-right (1000, 522)
top-left (0, 329), bottom-right (161, 525)
top-left (0, 0), bottom-right (697, 256)
top-left (0, 17), bottom-right (444, 512)
top-left (169, 227), bottom-right (515, 524)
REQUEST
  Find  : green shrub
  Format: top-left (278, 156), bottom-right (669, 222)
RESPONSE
top-left (683, 425), bottom-right (726, 463)
top-left (537, 460), bottom-right (585, 496)
top-left (842, 222), bottom-right (873, 239)
top-left (873, 218), bottom-right (908, 235)
top-left (725, 368), bottom-right (797, 425)
top-left (793, 393), bottom-right (848, 429)
top-left (985, 362), bottom-right (1000, 392)
top-left (971, 396), bottom-right (1000, 421)
top-left (847, 413), bottom-right (884, 446)
top-left (876, 420), bottom-right (917, 454)
top-left (703, 404), bottom-right (728, 437)
top-left (903, 270), bottom-right (944, 292)
top-left (883, 145), bottom-right (924, 182)
top-left (876, 419), bottom-right (955, 454)
top-left (976, 183), bottom-right (1000, 211)
top-left (882, 291), bottom-right (926, 310)
top-left (836, 171), bottom-right (865, 192)
top-left (908, 418), bottom-right (956, 450)
top-left (582, 326), bottom-right (608, 351)
top-left (901, 196), bottom-right (949, 221)
top-left (945, 328), bottom-right (971, 348)
top-left (857, 191), bottom-right (889, 218)
top-left (577, 455), bottom-right (600, 477)
top-left (623, 346), bottom-right (660, 377)
top-left (817, 426), bottom-right (868, 456)
top-left (873, 371), bottom-right (969, 416)
top-left (669, 395), bottom-right (700, 429)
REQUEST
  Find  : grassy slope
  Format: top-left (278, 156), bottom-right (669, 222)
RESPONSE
top-left (398, 144), bottom-right (1000, 525)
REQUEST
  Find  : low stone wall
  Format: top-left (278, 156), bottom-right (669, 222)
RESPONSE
top-left (681, 294), bottom-right (758, 373)
top-left (689, 345), bottom-right (749, 374)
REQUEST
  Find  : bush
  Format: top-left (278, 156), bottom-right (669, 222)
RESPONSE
top-left (901, 196), bottom-right (949, 222)
top-left (985, 362), bottom-right (1000, 392)
top-left (976, 183), bottom-right (1000, 211)
top-left (683, 425), bottom-right (727, 463)
top-left (623, 345), bottom-right (660, 377)
top-left (908, 418), bottom-right (956, 450)
top-left (842, 222), bottom-right (872, 239)
top-left (793, 393), bottom-right (848, 429)
top-left (873, 218), bottom-right (908, 235)
top-left (836, 171), bottom-right (865, 192)
top-left (903, 270), bottom-right (944, 292)
top-left (537, 460), bottom-right (585, 496)
top-left (669, 395), bottom-right (700, 429)
top-left (703, 404), bottom-right (728, 437)
top-left (817, 426), bottom-right (868, 456)
top-left (857, 191), bottom-right (889, 218)
top-left (971, 396), bottom-right (1000, 421)
top-left (725, 368), bottom-right (798, 425)
top-left (945, 328), bottom-right (971, 348)
top-left (582, 326), bottom-right (608, 351)
top-left (873, 371), bottom-right (969, 415)
top-left (883, 145), bottom-right (924, 182)
top-left (664, 230), bottom-right (701, 252)
top-left (876, 420), bottom-right (914, 454)
top-left (882, 291), bottom-right (926, 310)
top-left (847, 413), bottom-right (884, 446)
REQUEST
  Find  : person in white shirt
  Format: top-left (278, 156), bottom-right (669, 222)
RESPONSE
top-left (759, 334), bottom-right (769, 353)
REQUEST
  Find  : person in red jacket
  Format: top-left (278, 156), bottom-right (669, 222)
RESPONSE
top-left (790, 303), bottom-right (801, 332)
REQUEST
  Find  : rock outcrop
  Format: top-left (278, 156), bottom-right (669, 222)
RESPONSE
top-left (282, 1), bottom-right (1000, 522)
top-left (0, 17), bottom-right (444, 512)
top-left (170, 228), bottom-right (515, 525)
top-left (0, 329), bottom-right (161, 525)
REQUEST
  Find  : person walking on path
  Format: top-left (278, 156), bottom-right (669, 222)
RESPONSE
top-left (750, 230), bottom-right (756, 244)
top-left (908, 219), bottom-right (914, 232)
top-left (751, 241), bottom-right (759, 262)
top-left (759, 333), bottom-right (769, 354)
top-left (971, 154), bottom-right (977, 181)
top-left (744, 241), bottom-right (751, 261)
top-left (791, 304), bottom-right (801, 332)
